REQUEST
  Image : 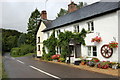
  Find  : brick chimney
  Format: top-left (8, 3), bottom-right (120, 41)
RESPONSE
top-left (68, 2), bottom-right (77, 13)
top-left (41, 10), bottom-right (47, 20)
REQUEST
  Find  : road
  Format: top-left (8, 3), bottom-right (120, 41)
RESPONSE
top-left (3, 53), bottom-right (119, 80)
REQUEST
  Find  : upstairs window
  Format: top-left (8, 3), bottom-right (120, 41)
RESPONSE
top-left (56, 29), bottom-right (61, 36)
top-left (87, 21), bottom-right (94, 32)
top-left (38, 37), bottom-right (40, 43)
top-left (74, 25), bottom-right (79, 32)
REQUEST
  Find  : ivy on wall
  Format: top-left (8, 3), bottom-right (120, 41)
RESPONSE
top-left (43, 28), bottom-right (87, 60)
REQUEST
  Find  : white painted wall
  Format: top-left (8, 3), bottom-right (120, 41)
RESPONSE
top-left (43, 11), bottom-right (119, 62)
top-left (36, 22), bottom-right (46, 57)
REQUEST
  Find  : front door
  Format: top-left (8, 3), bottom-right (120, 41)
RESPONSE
top-left (75, 44), bottom-right (81, 58)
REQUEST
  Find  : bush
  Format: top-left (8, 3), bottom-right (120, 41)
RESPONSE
top-left (10, 44), bottom-right (35, 57)
top-left (91, 58), bottom-right (99, 63)
top-left (44, 54), bottom-right (52, 61)
top-left (19, 44), bottom-right (35, 55)
top-left (11, 48), bottom-right (21, 56)
top-left (97, 61), bottom-right (110, 69)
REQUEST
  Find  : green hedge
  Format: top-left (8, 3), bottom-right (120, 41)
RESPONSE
top-left (10, 44), bottom-right (35, 57)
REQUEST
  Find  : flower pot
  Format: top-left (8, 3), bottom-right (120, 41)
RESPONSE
top-left (81, 62), bottom-right (85, 65)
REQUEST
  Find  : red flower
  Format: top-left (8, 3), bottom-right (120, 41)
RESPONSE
top-left (51, 54), bottom-right (60, 60)
top-left (91, 36), bottom-right (102, 43)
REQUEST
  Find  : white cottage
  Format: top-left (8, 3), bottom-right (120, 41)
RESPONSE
top-left (36, 1), bottom-right (120, 63)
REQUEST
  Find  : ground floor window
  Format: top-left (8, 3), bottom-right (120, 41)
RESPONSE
top-left (56, 47), bottom-right (62, 54)
top-left (87, 46), bottom-right (97, 57)
top-left (38, 45), bottom-right (40, 51)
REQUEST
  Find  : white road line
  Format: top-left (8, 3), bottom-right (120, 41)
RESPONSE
top-left (29, 65), bottom-right (61, 79)
top-left (11, 57), bottom-right (15, 60)
top-left (16, 60), bottom-right (25, 64)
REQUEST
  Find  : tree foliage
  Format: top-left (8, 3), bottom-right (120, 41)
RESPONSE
top-left (27, 8), bottom-right (40, 45)
top-left (1, 28), bottom-right (22, 54)
top-left (56, 2), bottom-right (87, 18)
top-left (17, 33), bottom-right (27, 46)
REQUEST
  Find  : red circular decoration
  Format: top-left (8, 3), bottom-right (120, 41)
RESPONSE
top-left (101, 45), bottom-right (113, 58)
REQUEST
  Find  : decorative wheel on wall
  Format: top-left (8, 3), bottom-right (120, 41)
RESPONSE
top-left (101, 45), bottom-right (113, 58)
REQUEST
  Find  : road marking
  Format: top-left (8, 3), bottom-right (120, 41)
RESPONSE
top-left (11, 57), bottom-right (15, 60)
top-left (29, 65), bottom-right (61, 79)
top-left (16, 60), bottom-right (25, 64)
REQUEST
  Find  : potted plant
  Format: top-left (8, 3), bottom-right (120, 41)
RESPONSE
top-left (87, 61), bottom-right (95, 67)
top-left (108, 41), bottom-right (118, 48)
top-left (91, 58), bottom-right (100, 63)
top-left (81, 60), bottom-right (86, 65)
top-left (97, 61), bottom-right (110, 69)
top-left (91, 36), bottom-right (102, 43)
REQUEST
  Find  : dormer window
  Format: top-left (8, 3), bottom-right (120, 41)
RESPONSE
top-left (87, 21), bottom-right (94, 32)
top-left (74, 25), bottom-right (79, 32)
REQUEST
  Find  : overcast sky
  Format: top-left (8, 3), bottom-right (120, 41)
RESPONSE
top-left (0, 0), bottom-right (100, 33)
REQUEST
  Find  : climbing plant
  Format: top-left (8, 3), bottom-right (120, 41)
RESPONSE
top-left (43, 30), bottom-right (57, 55)
top-left (57, 28), bottom-right (87, 58)
top-left (43, 28), bottom-right (87, 60)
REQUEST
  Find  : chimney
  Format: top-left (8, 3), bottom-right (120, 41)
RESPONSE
top-left (68, 2), bottom-right (77, 13)
top-left (41, 10), bottom-right (47, 20)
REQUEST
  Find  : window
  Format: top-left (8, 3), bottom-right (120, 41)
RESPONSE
top-left (74, 25), bottom-right (79, 32)
top-left (87, 46), bottom-right (97, 57)
top-left (38, 45), bottom-right (40, 51)
top-left (38, 37), bottom-right (40, 43)
top-left (56, 30), bottom-right (61, 36)
top-left (87, 21), bottom-right (94, 32)
top-left (56, 47), bottom-right (62, 54)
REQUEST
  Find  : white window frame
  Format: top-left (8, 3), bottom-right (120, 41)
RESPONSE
top-left (87, 46), bottom-right (97, 57)
top-left (87, 21), bottom-right (94, 32)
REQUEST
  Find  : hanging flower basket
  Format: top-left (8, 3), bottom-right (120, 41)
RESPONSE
top-left (108, 41), bottom-right (118, 48)
top-left (91, 36), bottom-right (102, 43)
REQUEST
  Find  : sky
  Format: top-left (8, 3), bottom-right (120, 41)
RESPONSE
top-left (0, 0), bottom-right (101, 33)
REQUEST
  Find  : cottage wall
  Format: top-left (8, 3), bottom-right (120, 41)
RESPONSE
top-left (36, 22), bottom-right (46, 57)
top-left (43, 12), bottom-right (118, 62)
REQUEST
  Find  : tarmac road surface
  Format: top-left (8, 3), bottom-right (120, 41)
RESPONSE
top-left (3, 53), bottom-right (119, 80)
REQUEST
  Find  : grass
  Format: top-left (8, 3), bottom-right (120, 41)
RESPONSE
top-left (0, 54), bottom-right (2, 79)
top-left (11, 53), bottom-right (36, 57)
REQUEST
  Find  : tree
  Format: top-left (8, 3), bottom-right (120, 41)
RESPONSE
top-left (17, 33), bottom-right (27, 46)
top-left (77, 2), bottom-right (87, 9)
top-left (56, 2), bottom-right (87, 18)
top-left (57, 8), bottom-right (67, 18)
top-left (27, 8), bottom-right (40, 45)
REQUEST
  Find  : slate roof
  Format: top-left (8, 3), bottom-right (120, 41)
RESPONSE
top-left (42, 1), bottom-right (120, 32)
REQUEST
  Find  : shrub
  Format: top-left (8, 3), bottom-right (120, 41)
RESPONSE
top-left (97, 61), bottom-right (110, 69)
top-left (59, 58), bottom-right (65, 62)
top-left (19, 44), bottom-right (35, 55)
top-left (11, 44), bottom-right (35, 56)
top-left (51, 54), bottom-right (60, 60)
top-left (11, 48), bottom-right (21, 56)
top-left (44, 54), bottom-right (52, 61)
top-left (91, 58), bottom-right (99, 63)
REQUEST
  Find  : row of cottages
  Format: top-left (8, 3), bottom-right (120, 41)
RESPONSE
top-left (37, 1), bottom-right (120, 63)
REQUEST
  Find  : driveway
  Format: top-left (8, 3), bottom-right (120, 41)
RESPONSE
top-left (3, 53), bottom-right (119, 80)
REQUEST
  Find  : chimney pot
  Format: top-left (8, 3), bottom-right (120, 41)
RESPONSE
top-left (68, 2), bottom-right (77, 13)
top-left (41, 10), bottom-right (47, 20)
